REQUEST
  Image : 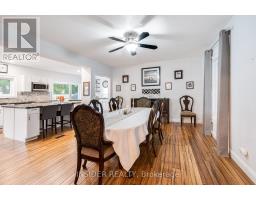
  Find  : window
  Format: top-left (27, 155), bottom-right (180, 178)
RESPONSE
top-left (0, 77), bottom-right (16, 98)
top-left (53, 83), bottom-right (70, 95)
top-left (0, 79), bottom-right (11, 95)
top-left (70, 84), bottom-right (79, 100)
top-left (52, 82), bottom-right (80, 100)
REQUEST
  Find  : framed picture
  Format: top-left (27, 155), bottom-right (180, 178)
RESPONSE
top-left (186, 81), bottom-right (194, 89)
top-left (83, 81), bottom-right (90, 96)
top-left (141, 66), bottom-right (161, 86)
top-left (174, 70), bottom-right (183, 79)
top-left (116, 85), bottom-right (121, 92)
top-left (165, 82), bottom-right (172, 90)
top-left (122, 75), bottom-right (129, 83)
top-left (0, 63), bottom-right (8, 73)
top-left (131, 84), bottom-right (136, 91)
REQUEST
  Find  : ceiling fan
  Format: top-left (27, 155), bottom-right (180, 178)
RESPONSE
top-left (108, 31), bottom-right (158, 56)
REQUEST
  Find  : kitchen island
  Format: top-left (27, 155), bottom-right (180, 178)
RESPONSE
top-left (2, 101), bottom-right (81, 142)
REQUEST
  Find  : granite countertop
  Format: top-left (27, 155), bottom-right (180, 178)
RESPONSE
top-left (1, 100), bottom-right (82, 109)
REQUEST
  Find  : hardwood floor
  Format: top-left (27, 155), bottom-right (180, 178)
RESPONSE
top-left (0, 123), bottom-right (253, 185)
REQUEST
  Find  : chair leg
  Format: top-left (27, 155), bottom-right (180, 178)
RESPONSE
top-left (70, 113), bottom-right (72, 128)
top-left (61, 116), bottom-right (64, 132)
top-left (42, 120), bottom-right (45, 139)
top-left (152, 136), bottom-right (157, 157)
top-left (51, 118), bottom-right (54, 132)
top-left (160, 129), bottom-right (164, 140)
top-left (158, 130), bottom-right (163, 145)
top-left (181, 116), bottom-right (183, 126)
top-left (74, 154), bottom-right (81, 185)
top-left (194, 116), bottom-right (197, 127)
top-left (45, 119), bottom-right (48, 137)
top-left (54, 118), bottom-right (57, 134)
top-left (82, 159), bottom-right (87, 169)
top-left (98, 161), bottom-right (104, 185)
top-left (146, 135), bottom-right (153, 165)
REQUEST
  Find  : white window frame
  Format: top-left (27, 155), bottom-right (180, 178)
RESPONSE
top-left (52, 82), bottom-right (81, 100)
top-left (0, 75), bottom-right (17, 98)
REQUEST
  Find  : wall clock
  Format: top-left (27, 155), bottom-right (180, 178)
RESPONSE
top-left (102, 80), bottom-right (108, 88)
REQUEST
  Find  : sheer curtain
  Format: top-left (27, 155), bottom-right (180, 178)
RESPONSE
top-left (203, 49), bottom-right (213, 135)
top-left (216, 30), bottom-right (231, 156)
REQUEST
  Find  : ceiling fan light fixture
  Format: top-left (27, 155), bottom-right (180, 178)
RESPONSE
top-left (126, 42), bottom-right (137, 53)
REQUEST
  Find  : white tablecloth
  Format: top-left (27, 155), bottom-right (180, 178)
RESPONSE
top-left (104, 108), bottom-right (151, 171)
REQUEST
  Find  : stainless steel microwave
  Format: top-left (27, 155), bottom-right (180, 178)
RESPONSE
top-left (31, 82), bottom-right (49, 91)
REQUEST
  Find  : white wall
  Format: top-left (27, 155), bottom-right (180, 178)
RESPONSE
top-left (112, 57), bottom-right (204, 123)
top-left (228, 16), bottom-right (256, 183)
top-left (39, 40), bottom-right (113, 100)
top-left (2, 64), bottom-right (81, 99)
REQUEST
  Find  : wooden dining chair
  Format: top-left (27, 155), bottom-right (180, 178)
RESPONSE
top-left (136, 97), bottom-right (151, 108)
top-left (152, 100), bottom-right (163, 145)
top-left (152, 100), bottom-right (165, 145)
top-left (146, 108), bottom-right (157, 158)
top-left (115, 96), bottom-right (123, 109)
top-left (109, 98), bottom-right (119, 112)
top-left (89, 99), bottom-right (103, 114)
top-left (179, 95), bottom-right (196, 126)
top-left (71, 104), bottom-right (116, 185)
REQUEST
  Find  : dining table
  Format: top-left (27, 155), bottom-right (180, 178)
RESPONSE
top-left (104, 107), bottom-right (151, 172)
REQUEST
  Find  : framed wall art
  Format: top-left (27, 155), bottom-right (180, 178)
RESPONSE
top-left (83, 81), bottom-right (90, 96)
top-left (122, 75), bottom-right (129, 83)
top-left (116, 85), bottom-right (121, 92)
top-left (174, 70), bottom-right (183, 79)
top-left (141, 66), bottom-right (160, 86)
top-left (165, 82), bottom-right (172, 90)
top-left (186, 81), bottom-right (194, 89)
top-left (131, 84), bottom-right (136, 91)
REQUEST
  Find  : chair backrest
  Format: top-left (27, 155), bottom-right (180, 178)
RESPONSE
top-left (109, 98), bottom-right (118, 112)
top-left (137, 97), bottom-right (151, 108)
top-left (71, 104), bottom-right (104, 150)
top-left (89, 99), bottom-right (103, 114)
top-left (147, 108), bottom-right (157, 135)
top-left (41, 105), bottom-right (59, 120)
top-left (60, 103), bottom-right (74, 116)
top-left (179, 95), bottom-right (194, 112)
top-left (115, 96), bottom-right (123, 109)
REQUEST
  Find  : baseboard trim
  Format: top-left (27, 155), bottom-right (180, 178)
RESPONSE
top-left (231, 150), bottom-right (256, 183)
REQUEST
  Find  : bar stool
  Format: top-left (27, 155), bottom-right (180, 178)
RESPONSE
top-left (56, 103), bottom-right (74, 132)
top-left (40, 105), bottom-right (59, 138)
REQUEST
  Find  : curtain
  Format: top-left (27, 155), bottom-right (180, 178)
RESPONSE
top-left (203, 49), bottom-right (213, 135)
top-left (216, 30), bottom-right (231, 156)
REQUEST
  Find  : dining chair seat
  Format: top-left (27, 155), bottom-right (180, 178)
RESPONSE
top-left (81, 145), bottom-right (115, 158)
top-left (181, 111), bottom-right (196, 116)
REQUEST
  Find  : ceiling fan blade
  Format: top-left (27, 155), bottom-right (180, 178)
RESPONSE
top-left (109, 46), bottom-right (124, 53)
top-left (109, 37), bottom-right (126, 43)
top-left (139, 43), bottom-right (158, 50)
top-left (131, 51), bottom-right (136, 56)
top-left (138, 32), bottom-right (149, 41)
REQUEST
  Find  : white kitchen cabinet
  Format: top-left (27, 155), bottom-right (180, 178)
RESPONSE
top-left (2, 107), bottom-right (15, 139)
top-left (3, 107), bottom-right (40, 142)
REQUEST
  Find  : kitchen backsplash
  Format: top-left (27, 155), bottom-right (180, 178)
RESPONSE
top-left (0, 91), bottom-right (50, 104)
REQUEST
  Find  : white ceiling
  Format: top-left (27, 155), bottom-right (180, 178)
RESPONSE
top-left (2, 16), bottom-right (232, 68)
